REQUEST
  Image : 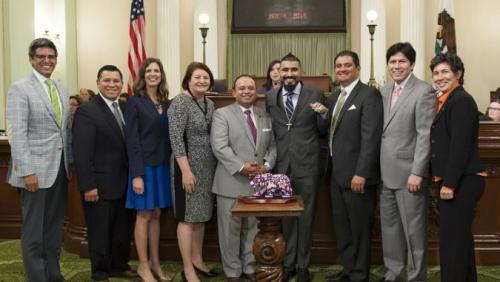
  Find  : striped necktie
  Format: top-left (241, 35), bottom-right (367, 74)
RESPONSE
top-left (45, 79), bottom-right (62, 126)
top-left (285, 92), bottom-right (295, 119)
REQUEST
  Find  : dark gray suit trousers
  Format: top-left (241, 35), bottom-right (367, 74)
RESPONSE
top-left (18, 156), bottom-right (67, 282)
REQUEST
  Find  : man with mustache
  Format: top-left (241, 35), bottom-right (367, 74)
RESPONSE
top-left (265, 53), bottom-right (329, 282)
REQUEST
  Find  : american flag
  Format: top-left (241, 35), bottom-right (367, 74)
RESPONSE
top-left (127, 0), bottom-right (147, 95)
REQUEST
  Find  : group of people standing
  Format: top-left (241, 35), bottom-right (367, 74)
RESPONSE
top-left (5, 36), bottom-right (485, 282)
top-left (320, 43), bottom-right (485, 282)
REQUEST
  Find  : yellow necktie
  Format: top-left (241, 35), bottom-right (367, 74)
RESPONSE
top-left (45, 79), bottom-right (62, 126)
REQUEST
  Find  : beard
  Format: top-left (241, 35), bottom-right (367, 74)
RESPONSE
top-left (282, 76), bottom-right (299, 91)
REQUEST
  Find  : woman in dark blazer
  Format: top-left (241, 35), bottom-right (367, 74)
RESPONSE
top-left (125, 58), bottom-right (172, 282)
top-left (429, 53), bottom-right (485, 282)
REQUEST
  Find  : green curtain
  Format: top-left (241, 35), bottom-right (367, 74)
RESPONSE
top-left (227, 1), bottom-right (351, 81)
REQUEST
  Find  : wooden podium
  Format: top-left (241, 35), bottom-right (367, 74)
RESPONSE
top-left (231, 196), bottom-right (304, 282)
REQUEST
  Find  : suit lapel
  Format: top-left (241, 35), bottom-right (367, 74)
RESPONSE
top-left (254, 107), bottom-right (266, 151)
top-left (54, 80), bottom-right (68, 129)
top-left (433, 86), bottom-right (459, 124)
top-left (95, 95), bottom-right (125, 141)
top-left (383, 74), bottom-right (416, 130)
top-left (291, 83), bottom-right (308, 122)
top-left (30, 74), bottom-right (60, 127)
top-left (230, 103), bottom-right (256, 149)
top-left (333, 81), bottom-right (361, 132)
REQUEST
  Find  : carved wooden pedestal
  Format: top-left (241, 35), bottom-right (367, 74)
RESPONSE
top-left (231, 196), bottom-right (304, 282)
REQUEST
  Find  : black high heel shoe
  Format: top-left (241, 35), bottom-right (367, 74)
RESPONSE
top-left (193, 265), bottom-right (218, 277)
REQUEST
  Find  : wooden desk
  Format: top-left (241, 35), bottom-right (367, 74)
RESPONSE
top-left (232, 196), bottom-right (304, 282)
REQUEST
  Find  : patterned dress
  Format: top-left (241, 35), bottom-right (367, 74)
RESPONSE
top-left (168, 93), bottom-right (215, 222)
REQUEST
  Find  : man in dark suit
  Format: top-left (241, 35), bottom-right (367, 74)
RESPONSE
top-left (265, 53), bottom-right (329, 282)
top-left (324, 51), bottom-right (383, 282)
top-left (72, 65), bottom-right (136, 282)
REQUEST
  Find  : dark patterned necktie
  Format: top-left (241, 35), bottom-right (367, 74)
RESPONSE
top-left (285, 92), bottom-right (295, 119)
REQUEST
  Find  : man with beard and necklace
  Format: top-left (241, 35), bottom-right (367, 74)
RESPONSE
top-left (265, 53), bottom-right (329, 282)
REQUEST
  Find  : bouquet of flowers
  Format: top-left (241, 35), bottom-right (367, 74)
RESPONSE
top-left (250, 173), bottom-right (293, 198)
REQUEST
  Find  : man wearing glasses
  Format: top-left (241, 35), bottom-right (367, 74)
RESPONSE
top-left (6, 38), bottom-right (70, 282)
top-left (487, 100), bottom-right (500, 121)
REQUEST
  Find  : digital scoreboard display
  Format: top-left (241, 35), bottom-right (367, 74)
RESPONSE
top-left (232, 0), bottom-right (346, 33)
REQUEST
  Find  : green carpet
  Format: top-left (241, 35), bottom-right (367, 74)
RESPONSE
top-left (1, 240), bottom-right (500, 281)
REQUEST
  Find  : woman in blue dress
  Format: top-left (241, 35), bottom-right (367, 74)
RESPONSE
top-left (125, 57), bottom-right (172, 282)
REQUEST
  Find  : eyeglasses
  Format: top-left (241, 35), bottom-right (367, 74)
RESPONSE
top-left (33, 54), bottom-right (57, 60)
top-left (488, 107), bottom-right (500, 111)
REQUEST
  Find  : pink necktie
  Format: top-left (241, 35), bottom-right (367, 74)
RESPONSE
top-left (390, 85), bottom-right (402, 110)
top-left (244, 110), bottom-right (257, 143)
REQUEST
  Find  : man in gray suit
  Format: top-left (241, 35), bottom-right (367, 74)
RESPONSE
top-left (6, 38), bottom-right (70, 282)
top-left (211, 75), bottom-right (277, 282)
top-left (325, 51), bottom-right (383, 282)
top-left (379, 42), bottom-right (436, 282)
top-left (265, 53), bottom-right (329, 282)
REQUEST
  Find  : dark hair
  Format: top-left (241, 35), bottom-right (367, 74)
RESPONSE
top-left (133, 58), bottom-right (169, 102)
top-left (69, 95), bottom-right (81, 105)
top-left (232, 74), bottom-right (255, 89)
top-left (262, 60), bottom-right (281, 91)
top-left (334, 50), bottom-right (360, 67)
top-left (386, 42), bottom-right (416, 64)
top-left (181, 62), bottom-right (214, 91)
top-left (87, 89), bottom-right (96, 97)
top-left (280, 52), bottom-right (302, 68)
top-left (29, 38), bottom-right (58, 58)
top-left (429, 53), bottom-right (465, 85)
top-left (97, 65), bottom-right (123, 80)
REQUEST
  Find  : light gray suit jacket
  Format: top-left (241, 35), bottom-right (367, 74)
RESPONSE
top-left (6, 72), bottom-right (71, 188)
top-left (380, 74), bottom-right (436, 189)
top-left (211, 103), bottom-right (277, 198)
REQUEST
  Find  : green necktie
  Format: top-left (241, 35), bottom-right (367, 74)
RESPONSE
top-left (329, 89), bottom-right (348, 153)
top-left (45, 79), bottom-right (62, 126)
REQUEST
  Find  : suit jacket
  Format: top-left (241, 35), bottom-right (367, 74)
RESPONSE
top-left (72, 95), bottom-right (128, 200)
top-left (125, 95), bottom-right (171, 178)
top-left (430, 86), bottom-right (484, 190)
top-left (380, 74), bottom-right (436, 189)
top-left (211, 103), bottom-right (276, 198)
top-left (326, 81), bottom-right (383, 187)
top-left (6, 72), bottom-right (70, 188)
top-left (265, 83), bottom-right (328, 177)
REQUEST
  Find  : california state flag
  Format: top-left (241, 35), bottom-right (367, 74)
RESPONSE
top-left (435, 0), bottom-right (457, 55)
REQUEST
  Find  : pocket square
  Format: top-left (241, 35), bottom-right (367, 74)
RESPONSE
top-left (348, 104), bottom-right (357, 111)
top-left (262, 128), bottom-right (272, 132)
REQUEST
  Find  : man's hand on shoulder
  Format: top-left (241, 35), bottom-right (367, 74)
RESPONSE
top-left (84, 188), bottom-right (99, 202)
top-left (24, 174), bottom-right (39, 192)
